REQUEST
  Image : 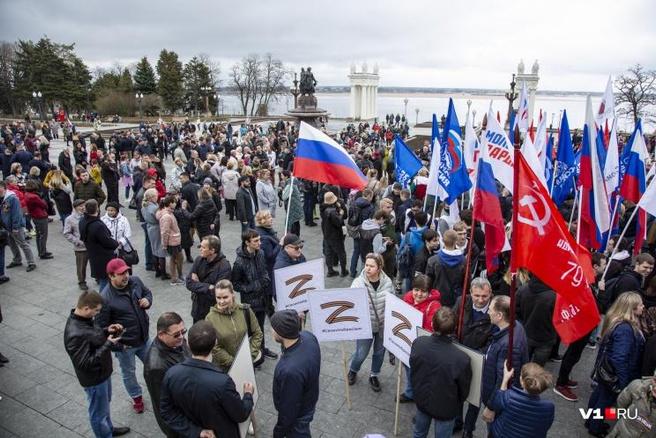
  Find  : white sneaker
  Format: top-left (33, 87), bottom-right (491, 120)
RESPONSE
top-left (247, 423), bottom-right (254, 436)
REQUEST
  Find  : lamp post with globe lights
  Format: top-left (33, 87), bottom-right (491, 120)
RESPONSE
top-left (135, 92), bottom-right (144, 120)
top-left (32, 91), bottom-right (43, 121)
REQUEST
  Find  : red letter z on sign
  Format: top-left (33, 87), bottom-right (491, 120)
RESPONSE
top-left (320, 301), bottom-right (359, 324)
top-left (285, 274), bottom-right (315, 299)
top-left (391, 311), bottom-right (412, 347)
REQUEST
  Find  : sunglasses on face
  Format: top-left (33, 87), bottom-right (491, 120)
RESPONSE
top-left (166, 328), bottom-right (187, 338)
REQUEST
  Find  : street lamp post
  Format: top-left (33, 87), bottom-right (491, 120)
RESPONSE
top-left (214, 92), bottom-right (221, 116)
top-left (32, 91), bottom-right (43, 121)
top-left (290, 72), bottom-right (300, 108)
top-left (403, 98), bottom-right (408, 119)
top-left (415, 108), bottom-right (420, 126)
top-left (505, 74), bottom-right (518, 129)
top-left (200, 86), bottom-right (212, 115)
top-left (135, 92), bottom-right (144, 119)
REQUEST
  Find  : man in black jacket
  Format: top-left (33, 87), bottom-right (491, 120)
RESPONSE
top-left (413, 229), bottom-right (439, 276)
top-left (144, 312), bottom-right (191, 438)
top-left (452, 277), bottom-right (493, 437)
top-left (96, 258), bottom-right (153, 414)
top-left (410, 307), bottom-right (472, 437)
top-left (79, 199), bottom-right (118, 291)
top-left (516, 275), bottom-right (556, 366)
top-left (236, 176), bottom-right (257, 232)
top-left (179, 172), bottom-right (200, 211)
top-left (64, 291), bottom-right (130, 438)
top-left (271, 310), bottom-right (321, 437)
top-left (160, 321), bottom-right (254, 438)
top-left (320, 191), bottom-right (348, 277)
top-left (603, 252), bottom-right (654, 308)
top-left (232, 229), bottom-right (275, 359)
top-left (186, 235), bottom-right (232, 323)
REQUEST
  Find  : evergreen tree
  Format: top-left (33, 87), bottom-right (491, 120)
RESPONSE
top-left (156, 49), bottom-right (183, 113)
top-left (118, 68), bottom-right (133, 93)
top-left (133, 56), bottom-right (156, 94)
top-left (182, 56), bottom-right (213, 113)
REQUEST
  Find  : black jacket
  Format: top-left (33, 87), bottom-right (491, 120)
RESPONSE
top-left (231, 246), bottom-right (270, 311)
top-left (160, 358), bottom-right (253, 438)
top-left (63, 310), bottom-right (113, 387)
top-left (79, 214), bottom-right (118, 280)
top-left (320, 203), bottom-right (345, 241)
top-left (410, 334), bottom-right (472, 421)
top-left (180, 181), bottom-right (200, 211)
top-left (255, 226), bottom-right (281, 297)
top-left (144, 338), bottom-right (191, 438)
top-left (182, 198), bottom-right (218, 238)
top-left (453, 295), bottom-right (493, 351)
top-left (96, 276), bottom-right (153, 347)
top-left (273, 331), bottom-right (321, 437)
top-left (516, 278), bottom-right (557, 344)
top-left (186, 253), bottom-right (232, 321)
top-left (58, 150), bottom-right (74, 181)
top-left (613, 270), bottom-right (643, 300)
top-left (236, 186), bottom-right (257, 223)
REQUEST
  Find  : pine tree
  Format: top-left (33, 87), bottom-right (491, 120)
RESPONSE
top-left (133, 56), bottom-right (156, 94)
top-left (156, 49), bottom-right (183, 113)
top-left (182, 56), bottom-right (213, 113)
top-left (118, 68), bottom-right (133, 93)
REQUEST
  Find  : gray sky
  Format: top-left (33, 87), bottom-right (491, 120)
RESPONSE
top-left (1, 0), bottom-right (654, 92)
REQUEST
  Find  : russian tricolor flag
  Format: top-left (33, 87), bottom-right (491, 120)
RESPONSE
top-left (579, 96), bottom-right (610, 250)
top-left (620, 119), bottom-right (648, 254)
top-left (473, 146), bottom-right (505, 273)
top-left (294, 122), bottom-right (367, 190)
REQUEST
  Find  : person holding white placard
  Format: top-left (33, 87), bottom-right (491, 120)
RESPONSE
top-left (348, 253), bottom-right (394, 392)
top-left (205, 279), bottom-right (264, 371)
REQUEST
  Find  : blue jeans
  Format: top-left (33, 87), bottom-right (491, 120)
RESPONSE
top-left (141, 222), bottom-right (153, 269)
top-left (350, 238), bottom-right (361, 277)
top-left (413, 409), bottom-right (456, 438)
top-left (83, 378), bottom-right (113, 438)
top-left (403, 364), bottom-right (414, 399)
top-left (114, 340), bottom-right (150, 398)
top-left (288, 410), bottom-right (314, 437)
top-left (349, 332), bottom-right (385, 376)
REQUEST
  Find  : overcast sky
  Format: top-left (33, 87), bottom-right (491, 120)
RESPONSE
top-left (1, 0), bottom-right (654, 92)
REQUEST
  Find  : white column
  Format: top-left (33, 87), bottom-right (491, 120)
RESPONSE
top-left (355, 86), bottom-right (362, 120)
top-left (350, 84), bottom-right (356, 119)
top-left (361, 86), bottom-right (368, 120)
top-left (367, 85), bottom-right (373, 119)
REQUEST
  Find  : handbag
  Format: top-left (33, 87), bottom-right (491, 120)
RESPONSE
top-left (118, 238), bottom-right (139, 266)
top-left (590, 334), bottom-right (621, 393)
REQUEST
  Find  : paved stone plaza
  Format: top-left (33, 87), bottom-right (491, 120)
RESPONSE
top-left (0, 132), bottom-right (598, 437)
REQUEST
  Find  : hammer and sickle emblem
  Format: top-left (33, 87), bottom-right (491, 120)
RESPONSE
top-left (321, 301), bottom-right (359, 324)
top-left (517, 186), bottom-right (551, 236)
top-left (285, 274), bottom-right (315, 299)
top-left (391, 311), bottom-right (412, 347)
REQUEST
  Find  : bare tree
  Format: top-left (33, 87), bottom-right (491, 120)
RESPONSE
top-left (231, 54), bottom-right (260, 116)
top-left (615, 64), bottom-right (656, 127)
top-left (255, 53), bottom-right (289, 115)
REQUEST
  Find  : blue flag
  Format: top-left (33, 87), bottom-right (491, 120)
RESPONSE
top-left (545, 132), bottom-right (554, 187)
top-left (431, 113), bottom-right (440, 153)
top-left (394, 135), bottom-right (422, 188)
top-left (551, 110), bottom-right (577, 205)
top-left (438, 98), bottom-right (472, 204)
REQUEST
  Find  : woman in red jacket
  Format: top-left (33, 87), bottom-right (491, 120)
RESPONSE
top-left (24, 180), bottom-right (52, 259)
top-left (398, 274), bottom-right (441, 403)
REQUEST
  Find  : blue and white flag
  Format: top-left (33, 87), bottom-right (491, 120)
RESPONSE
top-left (438, 98), bottom-right (472, 204)
top-left (426, 114), bottom-right (441, 197)
top-left (550, 110), bottom-right (577, 205)
top-left (394, 135), bottom-right (422, 188)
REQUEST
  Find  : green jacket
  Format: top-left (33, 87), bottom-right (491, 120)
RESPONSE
top-left (608, 378), bottom-right (656, 438)
top-left (282, 178), bottom-right (304, 225)
top-left (205, 302), bottom-right (263, 371)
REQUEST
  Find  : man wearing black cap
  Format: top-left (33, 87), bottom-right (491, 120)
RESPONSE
top-left (274, 234), bottom-right (307, 271)
top-left (63, 198), bottom-right (89, 290)
top-left (271, 310), bottom-right (321, 437)
top-left (236, 175), bottom-right (257, 232)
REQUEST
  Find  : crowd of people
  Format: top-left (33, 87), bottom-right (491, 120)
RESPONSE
top-left (1, 114), bottom-right (655, 438)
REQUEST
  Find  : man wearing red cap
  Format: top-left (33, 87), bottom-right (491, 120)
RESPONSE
top-left (96, 258), bottom-right (153, 414)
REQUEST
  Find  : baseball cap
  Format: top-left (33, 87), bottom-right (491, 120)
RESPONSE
top-left (106, 258), bottom-right (130, 275)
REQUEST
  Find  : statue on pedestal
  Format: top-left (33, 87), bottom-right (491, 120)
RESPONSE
top-left (518, 59), bottom-right (525, 75)
top-left (297, 67), bottom-right (318, 109)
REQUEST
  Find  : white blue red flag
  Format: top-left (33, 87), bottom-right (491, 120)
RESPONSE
top-left (620, 119), bottom-right (648, 254)
top-left (515, 81), bottom-right (530, 133)
top-left (294, 122), bottom-right (367, 189)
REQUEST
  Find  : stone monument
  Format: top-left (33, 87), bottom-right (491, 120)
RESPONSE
top-left (349, 62), bottom-right (380, 120)
top-left (514, 59), bottom-right (540, 126)
top-left (286, 66), bottom-right (328, 127)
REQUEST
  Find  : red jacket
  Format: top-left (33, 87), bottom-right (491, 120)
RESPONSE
top-left (403, 289), bottom-right (441, 331)
top-left (6, 183), bottom-right (26, 209)
top-left (24, 192), bottom-right (49, 219)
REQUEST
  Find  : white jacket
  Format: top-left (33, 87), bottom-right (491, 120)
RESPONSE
top-left (101, 212), bottom-right (132, 246)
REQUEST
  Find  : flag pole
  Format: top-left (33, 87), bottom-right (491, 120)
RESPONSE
top-left (568, 186), bottom-right (579, 230)
top-left (507, 125), bottom-right (521, 370)
top-left (284, 175), bottom-right (295, 234)
top-left (549, 111), bottom-right (563, 196)
top-left (457, 215), bottom-right (477, 341)
top-left (576, 186), bottom-right (583, 245)
top-left (600, 205), bottom-right (638, 283)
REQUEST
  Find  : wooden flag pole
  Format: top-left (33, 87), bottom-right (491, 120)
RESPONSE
top-left (393, 361), bottom-right (402, 436)
top-left (340, 343), bottom-right (352, 410)
top-left (457, 216), bottom-right (478, 341)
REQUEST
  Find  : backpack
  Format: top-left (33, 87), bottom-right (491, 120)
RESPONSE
top-left (346, 204), bottom-right (363, 238)
top-left (396, 236), bottom-right (415, 278)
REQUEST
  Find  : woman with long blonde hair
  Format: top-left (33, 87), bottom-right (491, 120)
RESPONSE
top-left (586, 292), bottom-right (645, 436)
top-left (47, 169), bottom-right (73, 225)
